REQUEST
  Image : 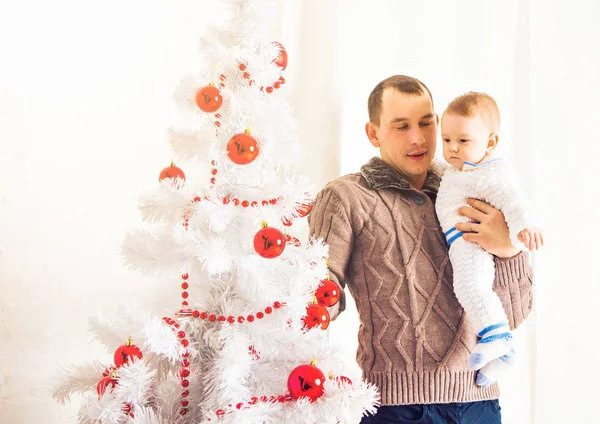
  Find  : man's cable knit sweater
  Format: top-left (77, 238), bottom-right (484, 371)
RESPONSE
top-left (308, 157), bottom-right (533, 405)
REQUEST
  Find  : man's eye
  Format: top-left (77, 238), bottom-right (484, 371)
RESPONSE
top-left (420, 121), bottom-right (432, 126)
top-left (395, 126), bottom-right (408, 130)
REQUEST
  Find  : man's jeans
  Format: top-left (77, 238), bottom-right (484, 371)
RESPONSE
top-left (359, 400), bottom-right (502, 424)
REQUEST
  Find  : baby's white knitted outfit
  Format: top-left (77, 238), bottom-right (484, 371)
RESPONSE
top-left (435, 158), bottom-right (533, 385)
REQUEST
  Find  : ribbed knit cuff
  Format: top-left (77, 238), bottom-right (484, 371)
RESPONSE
top-left (494, 251), bottom-right (529, 286)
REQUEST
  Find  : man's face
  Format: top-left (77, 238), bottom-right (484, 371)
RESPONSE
top-left (367, 89), bottom-right (437, 185)
top-left (441, 113), bottom-right (493, 170)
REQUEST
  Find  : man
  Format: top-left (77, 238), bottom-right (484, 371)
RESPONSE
top-left (308, 75), bottom-right (533, 424)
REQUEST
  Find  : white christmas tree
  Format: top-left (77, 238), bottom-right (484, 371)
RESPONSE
top-left (54, 1), bottom-right (378, 422)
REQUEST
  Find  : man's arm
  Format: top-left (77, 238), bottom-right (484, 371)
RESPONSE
top-left (456, 199), bottom-right (534, 329)
top-left (308, 186), bottom-right (354, 320)
top-left (492, 252), bottom-right (534, 330)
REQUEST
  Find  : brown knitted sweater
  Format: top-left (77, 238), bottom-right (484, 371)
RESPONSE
top-left (308, 157), bottom-right (533, 405)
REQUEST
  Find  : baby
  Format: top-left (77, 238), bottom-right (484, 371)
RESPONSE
top-left (435, 92), bottom-right (543, 387)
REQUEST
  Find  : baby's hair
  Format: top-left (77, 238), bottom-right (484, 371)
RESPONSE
top-left (444, 92), bottom-right (500, 134)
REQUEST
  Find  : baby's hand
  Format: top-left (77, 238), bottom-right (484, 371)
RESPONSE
top-left (517, 228), bottom-right (544, 251)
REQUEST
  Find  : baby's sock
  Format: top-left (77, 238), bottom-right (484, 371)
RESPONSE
top-left (469, 323), bottom-right (514, 371)
top-left (475, 348), bottom-right (516, 387)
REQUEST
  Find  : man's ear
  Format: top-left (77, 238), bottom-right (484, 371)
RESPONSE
top-left (366, 122), bottom-right (380, 147)
top-left (487, 134), bottom-right (499, 152)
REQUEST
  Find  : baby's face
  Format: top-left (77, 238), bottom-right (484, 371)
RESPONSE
top-left (440, 113), bottom-right (494, 169)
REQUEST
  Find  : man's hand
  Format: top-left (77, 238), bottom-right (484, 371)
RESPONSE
top-left (518, 228), bottom-right (544, 251)
top-left (455, 198), bottom-right (520, 259)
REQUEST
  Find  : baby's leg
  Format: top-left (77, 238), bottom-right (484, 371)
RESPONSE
top-left (449, 240), bottom-right (513, 371)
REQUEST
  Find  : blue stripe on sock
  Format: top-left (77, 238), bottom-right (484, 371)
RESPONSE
top-left (479, 332), bottom-right (513, 344)
top-left (477, 323), bottom-right (509, 338)
top-left (444, 227), bottom-right (457, 236)
top-left (447, 232), bottom-right (463, 246)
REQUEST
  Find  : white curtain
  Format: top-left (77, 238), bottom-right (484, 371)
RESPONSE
top-left (285, 1), bottom-right (600, 423)
top-left (529, 1), bottom-right (600, 423)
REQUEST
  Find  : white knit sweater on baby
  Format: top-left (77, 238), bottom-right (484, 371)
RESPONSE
top-left (435, 158), bottom-right (533, 331)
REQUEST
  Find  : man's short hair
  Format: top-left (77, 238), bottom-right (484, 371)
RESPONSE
top-left (444, 92), bottom-right (501, 134)
top-left (367, 75), bottom-right (434, 125)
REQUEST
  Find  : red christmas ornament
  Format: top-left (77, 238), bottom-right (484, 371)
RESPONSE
top-left (285, 234), bottom-right (302, 247)
top-left (97, 375), bottom-right (118, 399)
top-left (102, 365), bottom-right (118, 378)
top-left (287, 363), bottom-right (326, 402)
top-left (159, 162), bottom-right (186, 188)
top-left (273, 41), bottom-right (288, 70)
top-left (253, 224), bottom-right (286, 259)
top-left (195, 85), bottom-right (223, 113)
top-left (329, 373), bottom-right (353, 387)
top-left (123, 403), bottom-right (135, 418)
top-left (227, 132), bottom-right (259, 165)
top-left (315, 279), bottom-right (340, 307)
top-left (295, 196), bottom-right (313, 217)
top-left (114, 337), bottom-right (143, 367)
top-left (302, 304), bottom-right (330, 330)
top-left (336, 375), bottom-right (353, 386)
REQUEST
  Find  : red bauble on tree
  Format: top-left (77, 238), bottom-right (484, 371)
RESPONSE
top-left (294, 195), bottom-right (313, 217)
top-left (227, 131), bottom-right (259, 165)
top-left (329, 373), bottom-right (353, 387)
top-left (285, 233), bottom-right (301, 247)
top-left (123, 403), bottom-right (135, 418)
top-left (102, 365), bottom-right (118, 378)
top-left (302, 304), bottom-right (330, 330)
top-left (272, 41), bottom-right (288, 70)
top-left (195, 85), bottom-right (223, 113)
top-left (315, 279), bottom-right (340, 307)
top-left (287, 362), bottom-right (326, 402)
top-left (114, 337), bottom-right (143, 367)
top-left (336, 376), bottom-right (353, 386)
top-left (159, 162), bottom-right (186, 188)
top-left (97, 375), bottom-right (118, 399)
top-left (254, 223), bottom-right (286, 259)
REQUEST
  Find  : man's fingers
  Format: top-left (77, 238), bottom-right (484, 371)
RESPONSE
top-left (458, 205), bottom-right (486, 223)
top-left (467, 198), bottom-right (494, 214)
top-left (462, 232), bottom-right (480, 244)
top-left (456, 222), bottom-right (479, 233)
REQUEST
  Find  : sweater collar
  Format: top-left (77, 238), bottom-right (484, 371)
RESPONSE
top-left (360, 157), bottom-right (442, 193)
top-left (462, 157), bottom-right (504, 171)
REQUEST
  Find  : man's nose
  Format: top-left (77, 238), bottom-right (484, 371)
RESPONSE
top-left (411, 128), bottom-right (426, 145)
